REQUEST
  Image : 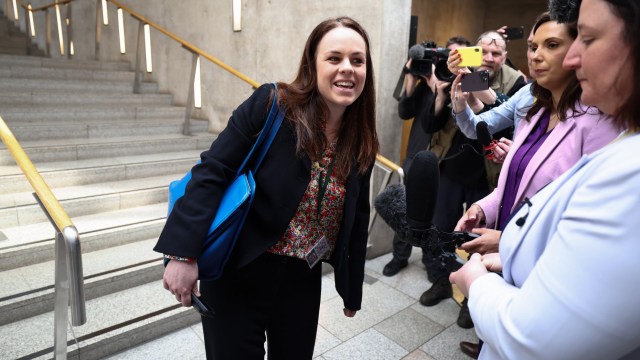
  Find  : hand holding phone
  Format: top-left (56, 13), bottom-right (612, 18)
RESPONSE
top-left (191, 292), bottom-right (215, 318)
top-left (504, 26), bottom-right (524, 40)
top-left (460, 70), bottom-right (490, 92)
top-left (457, 46), bottom-right (483, 67)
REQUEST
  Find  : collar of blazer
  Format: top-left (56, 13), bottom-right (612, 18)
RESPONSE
top-left (508, 107), bottom-right (576, 207)
top-left (500, 152), bottom-right (591, 285)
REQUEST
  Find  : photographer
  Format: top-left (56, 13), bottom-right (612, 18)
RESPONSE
top-left (382, 37), bottom-right (470, 279)
top-left (418, 31), bottom-right (527, 333)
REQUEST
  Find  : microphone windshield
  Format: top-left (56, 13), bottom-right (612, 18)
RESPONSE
top-left (406, 150), bottom-right (439, 230)
top-left (476, 121), bottom-right (493, 148)
top-left (373, 184), bottom-right (411, 241)
top-left (408, 44), bottom-right (425, 60)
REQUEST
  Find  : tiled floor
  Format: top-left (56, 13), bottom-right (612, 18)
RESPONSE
top-left (106, 252), bottom-right (479, 360)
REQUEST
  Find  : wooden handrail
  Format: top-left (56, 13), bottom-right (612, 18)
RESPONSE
top-left (375, 154), bottom-right (401, 173)
top-left (17, 0), bottom-right (74, 13)
top-left (0, 115), bottom-right (73, 231)
top-left (107, 0), bottom-right (259, 89)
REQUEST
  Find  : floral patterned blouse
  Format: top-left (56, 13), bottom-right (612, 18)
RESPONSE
top-left (268, 142), bottom-right (346, 261)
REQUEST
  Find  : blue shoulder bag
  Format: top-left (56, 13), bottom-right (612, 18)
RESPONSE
top-left (167, 83), bottom-right (285, 280)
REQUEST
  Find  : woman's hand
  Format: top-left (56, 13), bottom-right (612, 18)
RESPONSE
top-left (460, 228), bottom-right (501, 255)
top-left (454, 203), bottom-right (486, 232)
top-left (163, 259), bottom-right (199, 307)
top-left (447, 49), bottom-right (464, 74)
top-left (343, 308), bottom-right (357, 317)
top-left (449, 253), bottom-right (489, 298)
top-left (492, 138), bottom-right (512, 163)
top-left (481, 253), bottom-right (503, 273)
top-left (450, 73), bottom-right (470, 113)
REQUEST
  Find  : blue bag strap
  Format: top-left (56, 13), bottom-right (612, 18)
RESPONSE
top-left (250, 107), bottom-right (285, 174)
top-left (235, 82), bottom-right (284, 176)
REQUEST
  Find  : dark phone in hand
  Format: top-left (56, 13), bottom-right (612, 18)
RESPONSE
top-left (504, 26), bottom-right (524, 40)
top-left (191, 292), bottom-right (215, 318)
top-left (460, 70), bottom-right (490, 92)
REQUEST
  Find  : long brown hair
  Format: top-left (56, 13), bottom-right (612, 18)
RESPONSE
top-left (604, 0), bottom-right (640, 131)
top-left (526, 14), bottom-right (581, 122)
top-left (277, 16), bottom-right (378, 179)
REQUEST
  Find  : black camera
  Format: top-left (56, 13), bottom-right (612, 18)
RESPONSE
top-left (407, 41), bottom-right (455, 82)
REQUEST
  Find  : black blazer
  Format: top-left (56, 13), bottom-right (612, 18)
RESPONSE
top-left (154, 84), bottom-right (373, 311)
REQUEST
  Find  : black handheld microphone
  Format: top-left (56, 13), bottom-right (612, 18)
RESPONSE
top-left (406, 150), bottom-right (439, 230)
top-left (408, 44), bottom-right (425, 60)
top-left (476, 121), bottom-right (498, 161)
top-left (374, 151), bottom-right (479, 260)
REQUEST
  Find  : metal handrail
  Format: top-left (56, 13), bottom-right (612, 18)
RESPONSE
top-left (0, 115), bottom-right (86, 359)
top-left (369, 154), bottom-right (404, 235)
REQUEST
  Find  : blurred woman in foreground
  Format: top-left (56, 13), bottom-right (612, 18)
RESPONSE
top-left (450, 0), bottom-right (640, 358)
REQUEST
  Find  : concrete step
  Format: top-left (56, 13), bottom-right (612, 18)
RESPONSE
top-left (5, 118), bottom-right (208, 141)
top-left (0, 104), bottom-right (188, 122)
top-left (0, 77), bottom-right (157, 94)
top-left (0, 203), bottom-right (167, 271)
top-left (0, 132), bottom-right (215, 165)
top-left (0, 173), bottom-right (183, 228)
top-left (0, 149), bottom-right (204, 192)
top-left (0, 238), bottom-right (163, 326)
top-left (0, 92), bottom-right (174, 107)
top-left (0, 53), bottom-right (131, 71)
top-left (0, 64), bottom-right (136, 81)
top-left (0, 280), bottom-right (200, 360)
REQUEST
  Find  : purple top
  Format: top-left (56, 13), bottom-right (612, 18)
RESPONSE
top-left (498, 111), bottom-right (552, 230)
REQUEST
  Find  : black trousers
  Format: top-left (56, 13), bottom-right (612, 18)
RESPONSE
top-left (200, 252), bottom-right (322, 360)
top-left (391, 157), bottom-right (430, 269)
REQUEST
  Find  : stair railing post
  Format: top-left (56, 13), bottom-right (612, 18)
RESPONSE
top-left (32, 191), bottom-right (86, 359)
top-left (183, 51), bottom-right (198, 136)
top-left (53, 229), bottom-right (69, 359)
top-left (94, 0), bottom-right (101, 60)
top-left (6, 0), bottom-right (14, 35)
top-left (65, 2), bottom-right (72, 59)
top-left (23, 5), bottom-right (30, 55)
top-left (133, 21), bottom-right (144, 94)
top-left (45, 8), bottom-right (51, 57)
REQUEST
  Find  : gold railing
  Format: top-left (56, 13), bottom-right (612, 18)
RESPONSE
top-left (0, 115), bottom-right (86, 359)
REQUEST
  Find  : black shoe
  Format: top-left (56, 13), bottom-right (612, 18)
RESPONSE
top-left (382, 258), bottom-right (408, 277)
top-left (459, 341), bottom-right (479, 359)
top-left (419, 276), bottom-right (452, 306)
top-left (457, 298), bottom-right (474, 329)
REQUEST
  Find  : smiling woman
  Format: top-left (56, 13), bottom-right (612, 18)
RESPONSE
top-left (154, 16), bottom-right (378, 360)
top-left (315, 26), bottom-right (367, 136)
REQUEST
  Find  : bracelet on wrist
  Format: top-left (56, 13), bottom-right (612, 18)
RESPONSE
top-left (163, 254), bottom-right (196, 263)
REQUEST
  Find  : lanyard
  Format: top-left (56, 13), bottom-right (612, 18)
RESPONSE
top-left (316, 158), bottom-right (335, 220)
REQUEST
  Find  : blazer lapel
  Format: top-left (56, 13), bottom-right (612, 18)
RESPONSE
top-left (501, 154), bottom-right (591, 283)
top-left (512, 112), bottom-right (576, 211)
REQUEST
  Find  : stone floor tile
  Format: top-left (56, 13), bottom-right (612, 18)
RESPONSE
top-left (374, 307), bottom-right (445, 352)
top-left (420, 324), bottom-right (479, 360)
top-left (322, 328), bottom-right (408, 360)
top-left (319, 280), bottom-right (414, 341)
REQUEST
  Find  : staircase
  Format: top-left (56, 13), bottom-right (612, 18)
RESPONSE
top-left (0, 12), bottom-right (44, 56)
top-left (0, 12), bottom-right (213, 359)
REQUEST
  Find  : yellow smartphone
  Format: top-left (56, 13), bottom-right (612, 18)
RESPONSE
top-left (457, 46), bottom-right (483, 67)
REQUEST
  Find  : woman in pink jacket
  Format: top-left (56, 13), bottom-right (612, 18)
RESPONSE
top-left (451, 14), bottom-right (621, 254)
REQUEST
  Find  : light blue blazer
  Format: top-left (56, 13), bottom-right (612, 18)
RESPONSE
top-left (470, 132), bottom-right (640, 360)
